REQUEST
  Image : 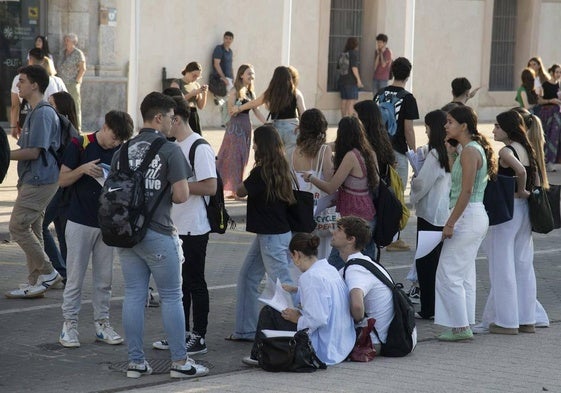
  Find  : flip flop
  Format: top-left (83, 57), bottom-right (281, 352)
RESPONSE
top-left (225, 334), bottom-right (253, 342)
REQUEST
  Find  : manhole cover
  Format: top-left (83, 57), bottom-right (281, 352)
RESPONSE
top-left (109, 359), bottom-right (213, 375)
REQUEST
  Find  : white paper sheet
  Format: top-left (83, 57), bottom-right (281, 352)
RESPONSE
top-left (261, 329), bottom-right (296, 338)
top-left (414, 231), bottom-right (443, 260)
top-left (258, 278), bottom-right (294, 313)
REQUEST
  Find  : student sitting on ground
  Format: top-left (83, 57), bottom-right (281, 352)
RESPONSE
top-left (332, 216), bottom-right (394, 353)
top-left (242, 232), bottom-right (355, 366)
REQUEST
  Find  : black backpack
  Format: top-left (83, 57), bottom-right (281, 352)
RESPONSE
top-left (29, 104), bottom-right (80, 167)
top-left (372, 166), bottom-right (403, 261)
top-left (344, 258), bottom-right (417, 357)
top-left (188, 138), bottom-right (234, 234)
top-left (98, 138), bottom-right (169, 248)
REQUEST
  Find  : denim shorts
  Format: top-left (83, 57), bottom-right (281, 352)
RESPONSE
top-left (339, 83), bottom-right (358, 100)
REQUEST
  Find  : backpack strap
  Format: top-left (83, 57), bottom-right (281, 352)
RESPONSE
top-left (343, 258), bottom-right (397, 344)
top-left (188, 138), bottom-right (211, 171)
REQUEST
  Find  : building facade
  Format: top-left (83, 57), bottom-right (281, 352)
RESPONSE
top-left (1, 0), bottom-right (560, 131)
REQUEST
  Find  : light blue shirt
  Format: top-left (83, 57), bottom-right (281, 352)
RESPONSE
top-left (17, 101), bottom-right (60, 186)
top-left (296, 258), bottom-right (355, 365)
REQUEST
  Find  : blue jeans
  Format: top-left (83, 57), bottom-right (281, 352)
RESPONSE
top-left (328, 217), bottom-right (377, 269)
top-left (234, 232), bottom-right (294, 339)
top-left (372, 79), bottom-right (389, 95)
top-left (119, 229), bottom-right (187, 363)
top-left (42, 188), bottom-right (67, 278)
top-left (273, 119), bottom-right (299, 152)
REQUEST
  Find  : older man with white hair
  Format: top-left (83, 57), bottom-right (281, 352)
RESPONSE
top-left (58, 33), bottom-right (86, 130)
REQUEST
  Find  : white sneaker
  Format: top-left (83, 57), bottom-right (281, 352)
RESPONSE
top-left (60, 320), bottom-right (80, 348)
top-left (5, 284), bottom-right (46, 299)
top-left (170, 358), bottom-right (209, 378)
top-left (95, 319), bottom-right (123, 345)
top-left (126, 360), bottom-right (152, 378)
top-left (152, 332), bottom-right (191, 350)
top-left (37, 270), bottom-right (62, 290)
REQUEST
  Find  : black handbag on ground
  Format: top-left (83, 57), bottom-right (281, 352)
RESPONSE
top-left (287, 173), bottom-right (316, 233)
top-left (483, 174), bottom-right (515, 226)
top-left (256, 328), bottom-right (327, 373)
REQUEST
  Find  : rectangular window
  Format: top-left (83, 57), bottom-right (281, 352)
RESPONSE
top-left (328, 0), bottom-right (363, 92)
top-left (489, 0), bottom-right (518, 91)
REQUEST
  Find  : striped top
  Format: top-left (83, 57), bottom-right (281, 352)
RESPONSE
top-left (449, 141), bottom-right (488, 208)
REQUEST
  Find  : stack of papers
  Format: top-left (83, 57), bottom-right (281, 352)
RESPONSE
top-left (261, 329), bottom-right (296, 338)
top-left (258, 278), bottom-right (294, 313)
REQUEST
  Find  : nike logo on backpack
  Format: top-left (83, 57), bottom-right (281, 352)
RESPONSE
top-left (107, 187), bottom-right (122, 192)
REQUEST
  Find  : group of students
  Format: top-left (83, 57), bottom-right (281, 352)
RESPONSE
top-left (515, 56), bottom-right (561, 172)
top-left (406, 98), bottom-right (551, 339)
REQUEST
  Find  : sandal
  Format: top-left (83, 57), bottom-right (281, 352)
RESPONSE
top-left (225, 334), bottom-right (253, 342)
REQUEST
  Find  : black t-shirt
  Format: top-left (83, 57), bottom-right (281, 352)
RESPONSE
top-left (374, 86), bottom-right (419, 154)
top-left (542, 81), bottom-right (560, 100)
top-left (244, 167), bottom-right (291, 234)
top-left (63, 132), bottom-right (120, 228)
top-left (339, 49), bottom-right (359, 86)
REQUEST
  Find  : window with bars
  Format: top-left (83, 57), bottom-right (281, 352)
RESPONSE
top-left (489, 0), bottom-right (518, 91)
top-left (327, 0), bottom-right (363, 92)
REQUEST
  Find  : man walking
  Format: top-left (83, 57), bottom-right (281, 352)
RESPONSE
top-left (374, 57), bottom-right (419, 251)
top-left (116, 92), bottom-right (209, 379)
top-left (6, 65), bottom-right (62, 298)
top-left (153, 97), bottom-right (217, 355)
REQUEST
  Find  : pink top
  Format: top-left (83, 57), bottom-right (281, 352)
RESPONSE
top-left (337, 149), bottom-right (376, 221)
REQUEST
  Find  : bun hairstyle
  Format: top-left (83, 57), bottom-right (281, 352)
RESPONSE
top-left (289, 233), bottom-right (320, 257)
top-left (448, 106), bottom-right (497, 180)
top-left (181, 61), bottom-right (202, 76)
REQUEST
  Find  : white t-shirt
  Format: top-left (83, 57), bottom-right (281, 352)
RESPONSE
top-left (171, 133), bottom-right (217, 235)
top-left (11, 75), bottom-right (68, 103)
top-left (343, 252), bottom-right (394, 344)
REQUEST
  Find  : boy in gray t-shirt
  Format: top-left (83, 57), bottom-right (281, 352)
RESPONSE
top-left (6, 65), bottom-right (63, 299)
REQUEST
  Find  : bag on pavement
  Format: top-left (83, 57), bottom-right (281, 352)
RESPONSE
top-left (257, 328), bottom-right (327, 372)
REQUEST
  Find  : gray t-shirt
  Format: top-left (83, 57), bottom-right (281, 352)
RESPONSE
top-left (111, 130), bottom-right (191, 235)
top-left (17, 101), bottom-right (61, 186)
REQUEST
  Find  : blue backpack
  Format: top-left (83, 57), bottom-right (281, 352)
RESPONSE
top-left (375, 89), bottom-right (410, 137)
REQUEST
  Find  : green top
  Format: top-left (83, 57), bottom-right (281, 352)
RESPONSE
top-left (515, 85), bottom-right (525, 108)
top-left (449, 141), bottom-right (488, 208)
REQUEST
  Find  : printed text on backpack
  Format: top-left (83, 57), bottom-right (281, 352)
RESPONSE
top-left (337, 52), bottom-right (350, 76)
top-left (375, 89), bottom-right (410, 137)
top-left (98, 138), bottom-right (169, 248)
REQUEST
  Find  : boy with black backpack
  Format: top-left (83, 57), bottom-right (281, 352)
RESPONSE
top-left (104, 92), bottom-right (209, 380)
top-left (334, 216), bottom-right (416, 357)
top-left (152, 96), bottom-right (218, 356)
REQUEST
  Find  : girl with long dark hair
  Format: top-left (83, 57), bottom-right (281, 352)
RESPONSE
top-left (409, 110), bottom-right (451, 319)
top-left (435, 106), bottom-right (497, 341)
top-left (228, 125), bottom-right (296, 341)
top-left (303, 116), bottom-right (378, 269)
top-left (478, 110), bottom-right (548, 334)
top-left (536, 64), bottom-right (561, 171)
top-left (234, 66), bottom-right (305, 151)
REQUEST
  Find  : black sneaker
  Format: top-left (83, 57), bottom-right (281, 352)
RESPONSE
top-left (408, 285), bottom-right (420, 304)
top-left (153, 332), bottom-right (191, 350)
top-left (186, 333), bottom-right (208, 355)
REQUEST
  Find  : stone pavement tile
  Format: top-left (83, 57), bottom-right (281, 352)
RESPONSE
top-left (130, 324), bottom-right (561, 393)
